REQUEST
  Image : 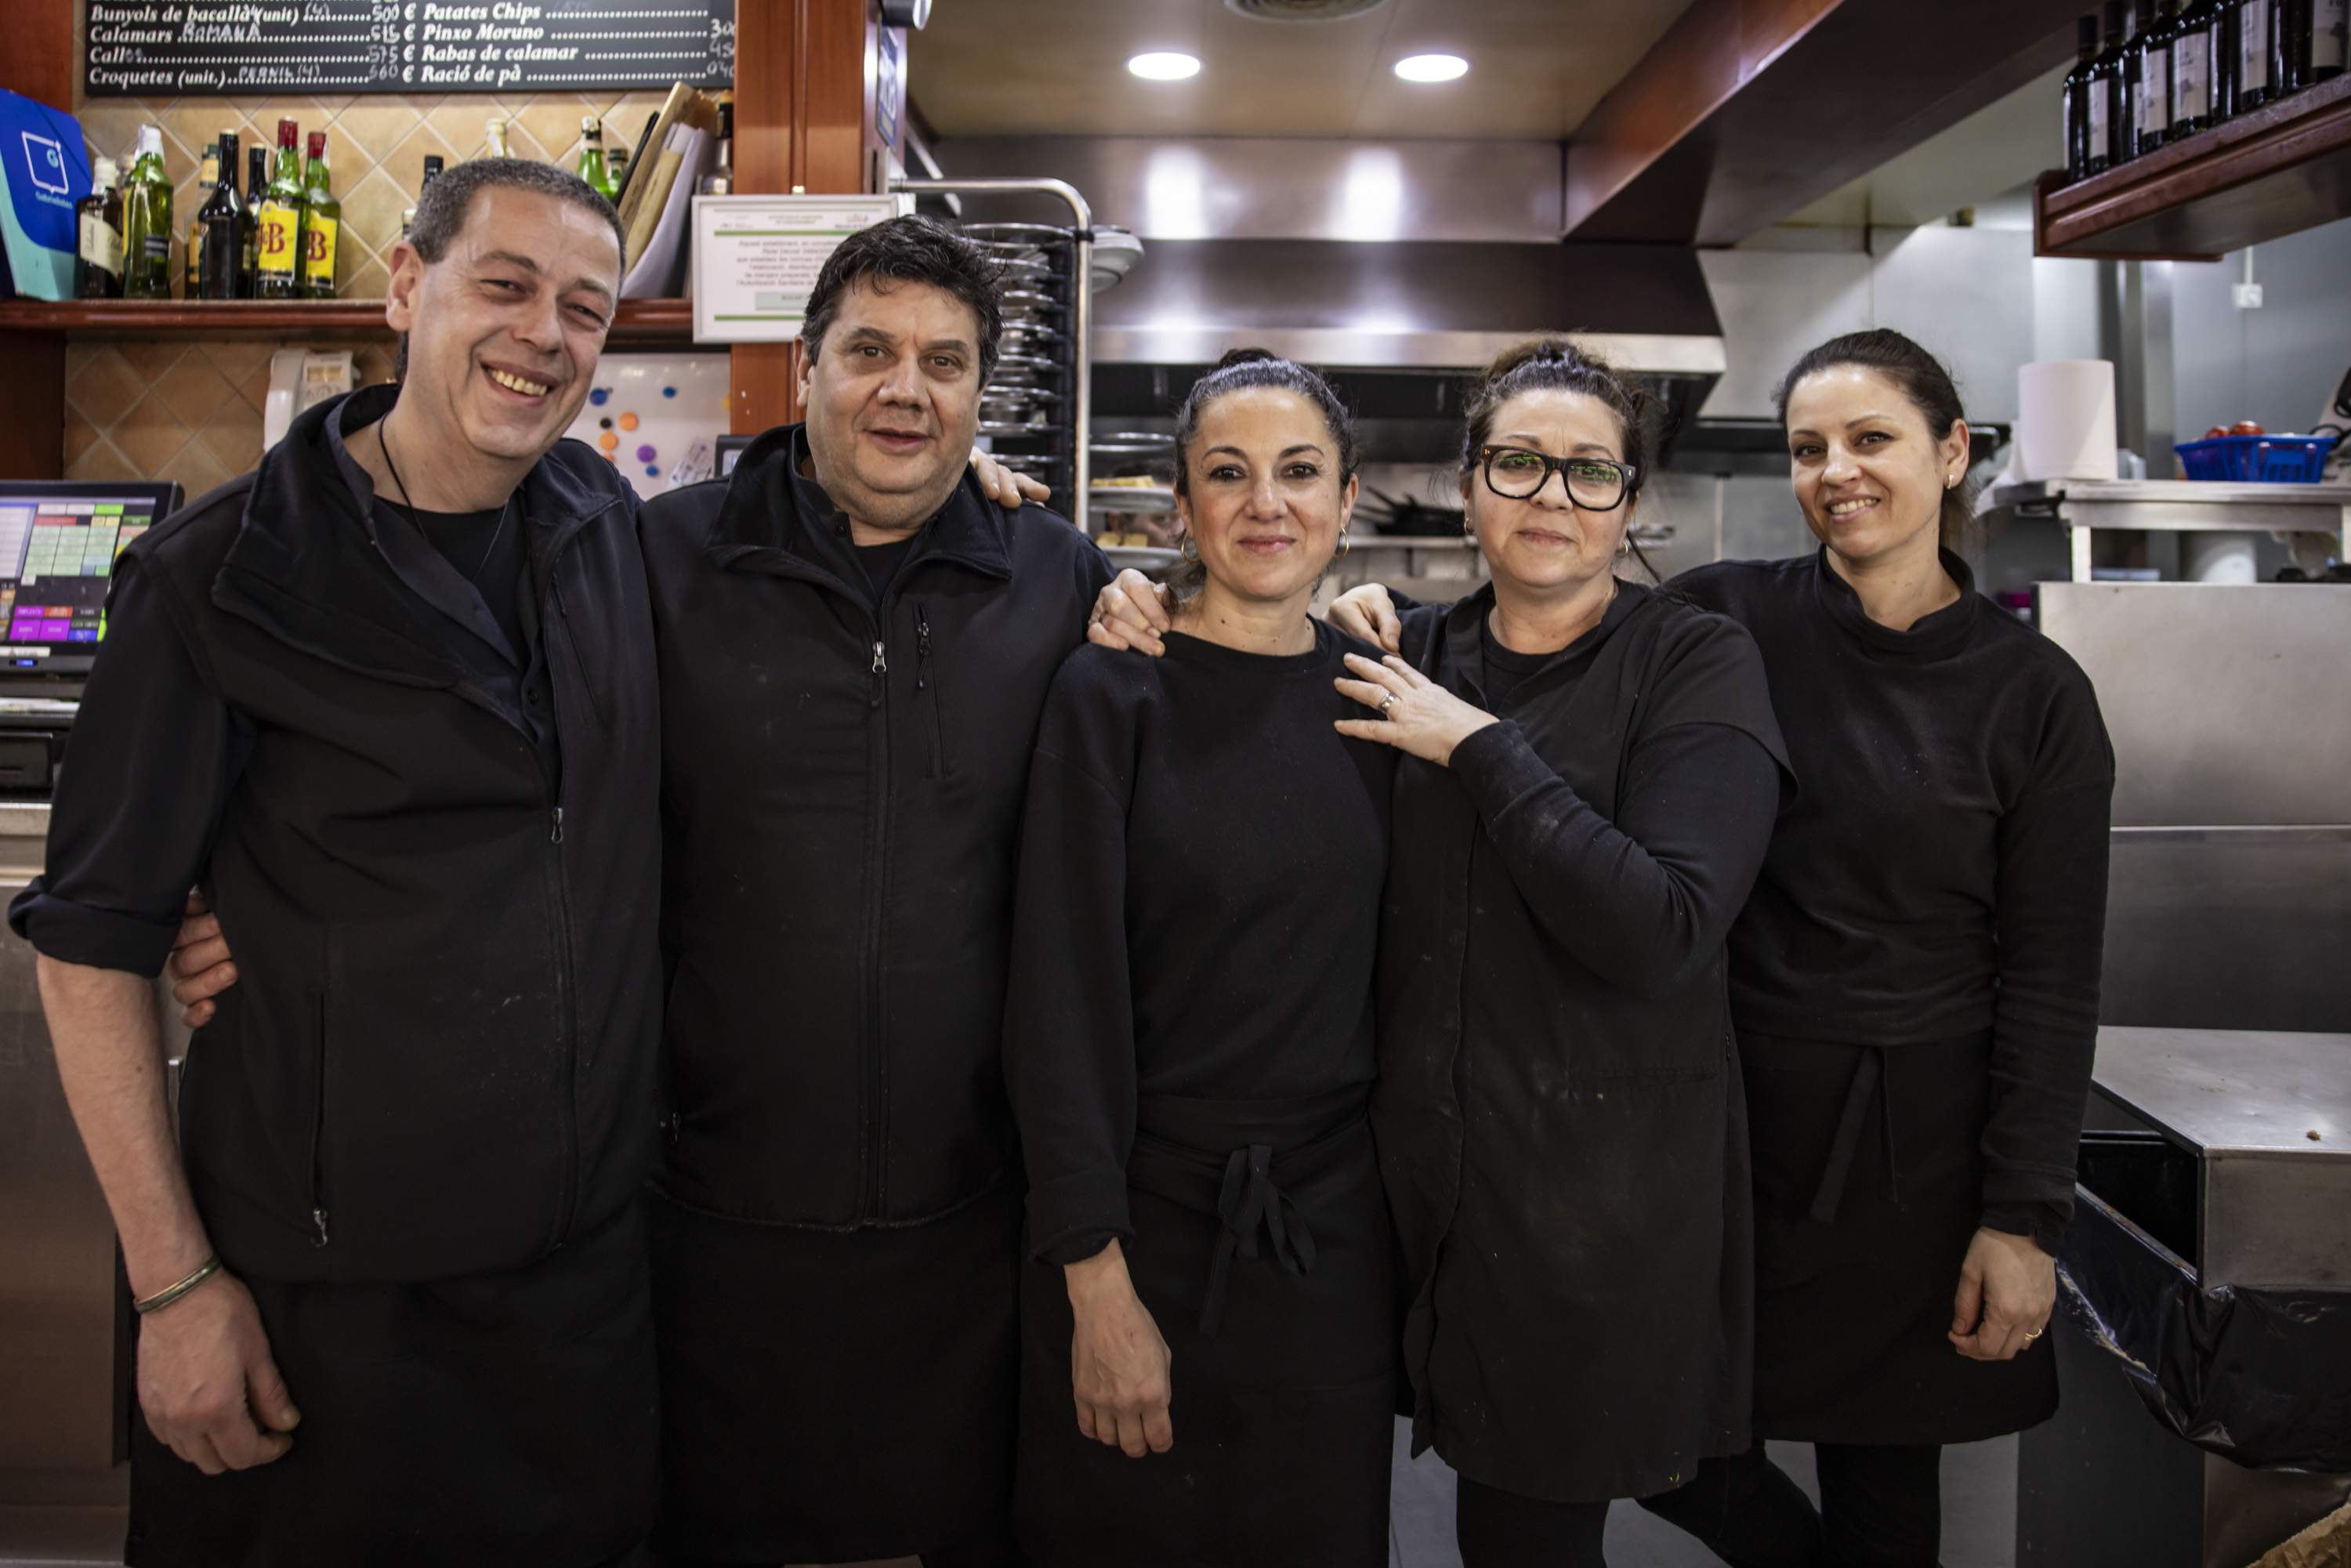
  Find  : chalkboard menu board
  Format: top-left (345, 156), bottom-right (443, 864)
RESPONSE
top-left (85, 1), bottom-right (736, 99)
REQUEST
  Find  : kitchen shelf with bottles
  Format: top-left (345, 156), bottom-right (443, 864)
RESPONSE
top-left (0, 297), bottom-right (695, 346)
top-left (2038, 49), bottom-right (2351, 258)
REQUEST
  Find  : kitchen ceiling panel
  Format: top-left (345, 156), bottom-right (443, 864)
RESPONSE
top-left (907, 0), bottom-right (1700, 140)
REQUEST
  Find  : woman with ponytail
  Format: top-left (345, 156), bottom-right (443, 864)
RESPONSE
top-left (1622, 331), bottom-right (2114, 1567)
top-left (1003, 349), bottom-right (1400, 1565)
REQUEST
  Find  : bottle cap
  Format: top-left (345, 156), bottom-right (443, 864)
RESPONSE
top-left (308, 131), bottom-right (327, 158)
top-left (423, 155), bottom-right (445, 179)
top-left (136, 125), bottom-right (162, 158)
top-left (92, 155), bottom-right (118, 186)
top-left (582, 114), bottom-right (601, 134)
top-left (277, 118), bottom-right (299, 148)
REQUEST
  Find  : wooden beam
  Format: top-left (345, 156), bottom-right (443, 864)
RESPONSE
top-left (728, 0), bottom-right (878, 437)
top-left (0, 0), bottom-right (78, 480)
top-left (1565, 0), bottom-right (2084, 245)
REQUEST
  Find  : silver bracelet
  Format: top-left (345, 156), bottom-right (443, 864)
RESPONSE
top-left (133, 1255), bottom-right (222, 1316)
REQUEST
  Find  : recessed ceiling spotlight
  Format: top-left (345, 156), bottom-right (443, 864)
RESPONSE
top-left (1128, 52), bottom-right (1203, 81)
top-left (1393, 53), bottom-right (1469, 82)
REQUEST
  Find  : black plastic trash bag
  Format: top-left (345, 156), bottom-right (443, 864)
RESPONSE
top-left (2058, 1187), bottom-right (2351, 1474)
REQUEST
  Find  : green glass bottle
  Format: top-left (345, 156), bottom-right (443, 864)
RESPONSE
top-left (299, 132), bottom-right (339, 300)
top-left (121, 125), bottom-right (174, 300)
top-left (254, 118), bottom-right (304, 301)
top-left (577, 115), bottom-right (618, 202)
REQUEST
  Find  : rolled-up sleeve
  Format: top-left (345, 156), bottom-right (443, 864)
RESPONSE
top-left (7, 554), bottom-right (246, 976)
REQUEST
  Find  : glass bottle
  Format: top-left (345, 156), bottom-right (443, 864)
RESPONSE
top-left (120, 125), bottom-right (174, 301)
top-left (183, 143), bottom-right (214, 299)
top-left (2316, 0), bottom-right (2348, 79)
top-left (609, 142), bottom-right (632, 197)
top-left (2234, 0), bottom-right (2279, 109)
top-left (239, 144), bottom-right (267, 298)
top-left (74, 156), bottom-right (124, 300)
top-left (400, 154), bottom-right (444, 241)
top-left (2174, 0), bottom-right (2226, 133)
top-left (299, 132), bottom-right (339, 300)
top-left (699, 100), bottom-right (734, 196)
top-left (254, 119), bottom-right (304, 300)
top-left (486, 117), bottom-right (510, 158)
top-left (2091, 2), bottom-right (2132, 170)
top-left (577, 115), bottom-right (618, 201)
top-left (194, 131), bottom-right (244, 300)
top-left (2132, 2), bottom-right (2178, 154)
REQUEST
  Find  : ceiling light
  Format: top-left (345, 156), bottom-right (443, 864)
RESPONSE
top-left (1393, 53), bottom-right (1469, 82)
top-left (1128, 52), bottom-right (1203, 81)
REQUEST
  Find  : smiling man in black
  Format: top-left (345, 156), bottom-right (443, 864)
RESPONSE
top-left (638, 216), bottom-right (1110, 1568)
top-left (9, 161), bottom-right (662, 1566)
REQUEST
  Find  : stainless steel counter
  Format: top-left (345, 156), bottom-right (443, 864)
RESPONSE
top-left (0, 800), bottom-right (129, 1542)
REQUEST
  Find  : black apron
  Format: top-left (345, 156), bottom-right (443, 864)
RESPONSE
top-left (647, 1181), bottom-right (1023, 1563)
top-left (125, 1201), bottom-right (657, 1568)
top-left (1746, 1028), bottom-right (2059, 1443)
top-left (1014, 1088), bottom-right (1396, 1568)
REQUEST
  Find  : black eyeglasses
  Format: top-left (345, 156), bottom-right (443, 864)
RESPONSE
top-left (1478, 445), bottom-right (1639, 511)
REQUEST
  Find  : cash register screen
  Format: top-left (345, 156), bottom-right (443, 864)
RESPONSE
top-left (0, 483), bottom-right (181, 675)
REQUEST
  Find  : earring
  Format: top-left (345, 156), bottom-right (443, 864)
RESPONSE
top-left (1336, 527), bottom-right (1351, 559)
top-left (1946, 473), bottom-right (1960, 490)
top-left (1618, 534), bottom-right (1632, 556)
top-left (1179, 534), bottom-right (1200, 563)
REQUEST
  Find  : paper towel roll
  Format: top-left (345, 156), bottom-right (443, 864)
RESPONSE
top-left (2016, 360), bottom-right (2118, 481)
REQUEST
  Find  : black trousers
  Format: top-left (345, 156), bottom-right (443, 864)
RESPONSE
top-left (1636, 1441), bottom-right (1944, 1568)
top-left (1454, 1477), bottom-right (1610, 1568)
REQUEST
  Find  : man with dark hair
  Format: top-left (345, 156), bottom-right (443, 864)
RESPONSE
top-left (10, 161), bottom-right (664, 1565)
top-left (639, 213), bottom-right (1110, 1566)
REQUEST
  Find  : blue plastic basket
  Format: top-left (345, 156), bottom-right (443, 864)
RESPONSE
top-left (2172, 433), bottom-right (2337, 482)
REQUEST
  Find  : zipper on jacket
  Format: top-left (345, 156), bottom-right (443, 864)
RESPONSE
top-left (308, 989), bottom-right (331, 1248)
top-left (858, 619), bottom-right (893, 1220)
top-left (551, 806), bottom-right (564, 844)
top-left (915, 604), bottom-right (945, 778)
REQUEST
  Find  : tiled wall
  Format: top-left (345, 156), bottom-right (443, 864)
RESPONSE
top-left (63, 12), bottom-right (679, 484)
top-left (60, 338), bottom-right (400, 498)
top-left (71, 89), bottom-right (672, 304)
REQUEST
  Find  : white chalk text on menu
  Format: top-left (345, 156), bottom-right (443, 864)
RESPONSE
top-left (85, 1), bottom-right (737, 97)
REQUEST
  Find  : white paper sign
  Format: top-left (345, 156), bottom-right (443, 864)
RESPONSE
top-left (691, 194), bottom-right (914, 343)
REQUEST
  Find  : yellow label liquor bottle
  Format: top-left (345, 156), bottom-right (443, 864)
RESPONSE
top-left (299, 132), bottom-right (339, 299)
top-left (254, 118), bottom-right (305, 300)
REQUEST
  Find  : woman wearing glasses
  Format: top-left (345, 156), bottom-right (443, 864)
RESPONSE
top-left (1337, 340), bottom-right (1787, 1566)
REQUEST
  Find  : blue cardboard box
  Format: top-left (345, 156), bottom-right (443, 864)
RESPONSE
top-left (0, 89), bottom-right (94, 302)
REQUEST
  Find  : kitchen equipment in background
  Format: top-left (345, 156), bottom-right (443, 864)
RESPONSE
top-left (563, 352), bottom-right (730, 499)
top-left (963, 220), bottom-right (1081, 508)
top-left (2173, 431), bottom-right (2337, 480)
top-left (1087, 432), bottom-right (1178, 564)
top-left (2016, 359), bottom-right (2121, 480)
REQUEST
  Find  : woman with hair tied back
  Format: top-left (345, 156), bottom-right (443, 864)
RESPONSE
top-left (1092, 338), bottom-right (1793, 1565)
top-left (1328, 329), bottom-right (2116, 1567)
top-left (1002, 349), bottom-right (1401, 1565)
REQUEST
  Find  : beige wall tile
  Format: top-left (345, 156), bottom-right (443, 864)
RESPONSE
top-left (158, 439), bottom-right (235, 502)
top-left (110, 393), bottom-right (193, 474)
top-left (154, 353), bottom-right (238, 430)
top-left (514, 102), bottom-right (595, 170)
top-left (336, 101), bottom-right (426, 164)
top-left (378, 123), bottom-right (463, 209)
top-left (339, 167), bottom-right (411, 256)
top-left (346, 254), bottom-right (395, 304)
top-left (63, 410), bottom-right (102, 470)
top-left (198, 342), bottom-right (275, 387)
top-left (67, 349), bottom-right (144, 427)
top-left (67, 437), bottom-right (143, 484)
top-left (240, 360), bottom-right (276, 412)
top-left (116, 342), bottom-right (188, 383)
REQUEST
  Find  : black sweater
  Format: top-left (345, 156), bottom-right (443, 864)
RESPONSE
top-left (1004, 623), bottom-right (1395, 1263)
top-left (1675, 549), bottom-right (2114, 1248)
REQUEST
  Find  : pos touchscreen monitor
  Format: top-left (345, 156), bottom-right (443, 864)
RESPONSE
top-left (0, 481), bottom-right (182, 676)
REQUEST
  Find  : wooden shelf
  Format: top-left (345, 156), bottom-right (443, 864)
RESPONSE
top-left (2037, 71), bottom-right (2351, 260)
top-left (0, 297), bottom-right (696, 346)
